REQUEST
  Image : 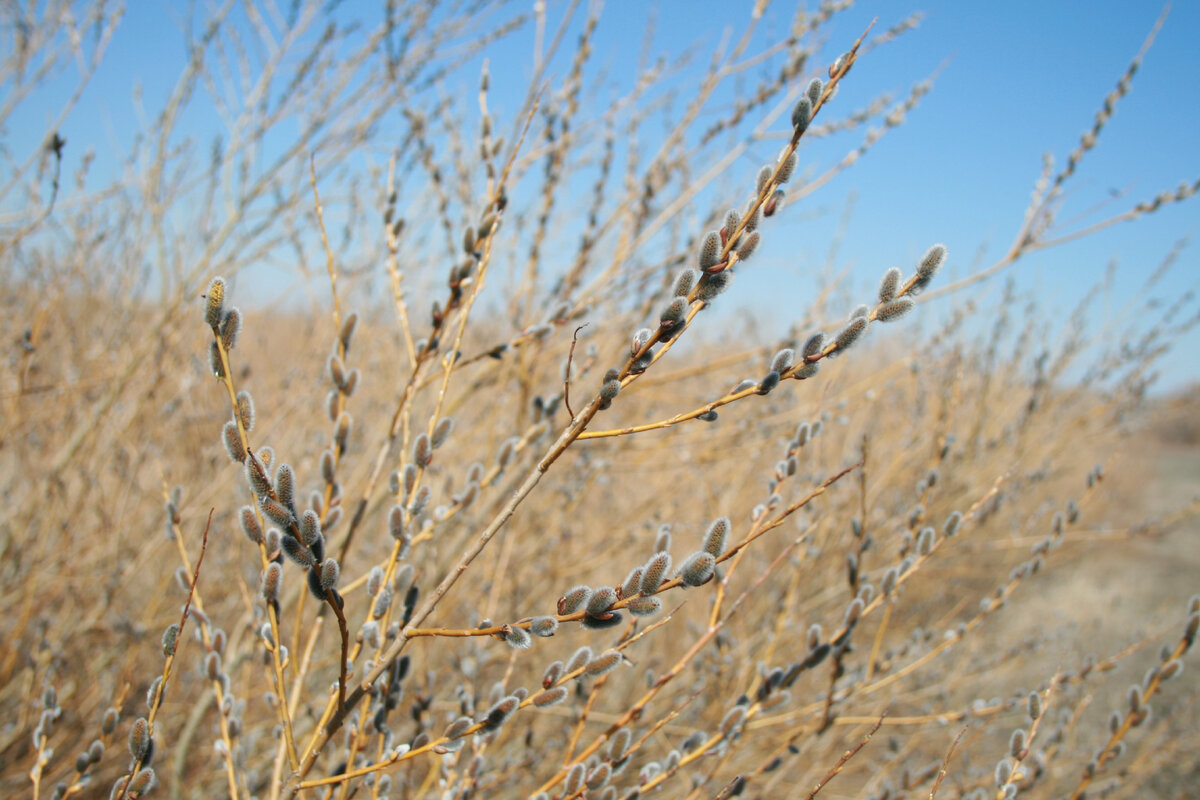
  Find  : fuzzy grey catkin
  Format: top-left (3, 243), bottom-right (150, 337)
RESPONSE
top-left (944, 510), bottom-right (963, 537)
top-left (776, 148), bottom-right (798, 183)
top-left (413, 433), bottom-right (432, 467)
top-left (679, 551), bottom-right (716, 586)
top-left (260, 496), bottom-right (294, 529)
top-left (876, 296), bottom-right (916, 322)
top-left (790, 97), bottom-right (812, 133)
top-left (755, 165), bottom-right (773, 196)
top-left (235, 390), bottom-right (255, 431)
top-left (587, 586), bottom-right (618, 616)
top-left (806, 77), bottom-right (824, 105)
top-left (281, 535), bottom-right (315, 568)
top-left (565, 764), bottom-right (586, 795)
top-left (532, 687), bottom-right (568, 707)
top-left (641, 552), bottom-right (672, 594)
top-left (704, 517), bottom-right (731, 558)
top-left (560, 585), bottom-right (593, 615)
top-left (699, 231), bottom-right (722, 270)
top-left (736, 230), bottom-right (760, 261)
top-left (697, 270), bottom-right (732, 301)
top-left (503, 626), bottom-right (531, 650)
top-left (585, 649), bottom-right (622, 677)
top-left (628, 596), bottom-right (662, 617)
top-left (673, 268), bottom-right (698, 298)
top-left (621, 565), bottom-right (645, 598)
top-left (723, 208), bottom-right (741, 234)
top-left (757, 370), bottom-right (780, 394)
top-left (205, 277), bottom-right (226, 328)
top-left (600, 378), bottom-right (621, 401)
top-left (878, 267), bottom-right (902, 302)
top-left (432, 417), bottom-right (455, 448)
top-left (219, 308), bottom-right (242, 350)
top-left (129, 717), bottom-right (151, 761)
top-left (770, 348), bottom-right (794, 373)
top-left (833, 317), bottom-right (868, 353)
top-left (660, 297), bottom-right (688, 328)
top-left (542, 661), bottom-right (564, 688)
top-left (319, 558), bottom-right (339, 591)
top-left (223, 421), bottom-right (246, 463)
top-left (262, 563), bottom-right (282, 603)
top-left (566, 646), bottom-right (593, 674)
top-left (802, 332), bottom-right (826, 358)
top-left (530, 616), bottom-right (559, 637)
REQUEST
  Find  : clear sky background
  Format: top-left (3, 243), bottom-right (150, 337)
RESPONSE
top-left (8, 1), bottom-right (1199, 392)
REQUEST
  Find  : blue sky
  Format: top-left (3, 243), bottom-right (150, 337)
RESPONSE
top-left (7, 1), bottom-right (1198, 391)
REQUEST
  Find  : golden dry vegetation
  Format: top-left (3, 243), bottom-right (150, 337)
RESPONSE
top-left (1, 3), bottom-right (1198, 799)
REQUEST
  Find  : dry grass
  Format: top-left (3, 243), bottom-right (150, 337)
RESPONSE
top-left (2, 3), bottom-right (1198, 800)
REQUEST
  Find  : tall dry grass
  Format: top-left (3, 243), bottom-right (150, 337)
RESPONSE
top-left (2, 3), bottom-right (1198, 800)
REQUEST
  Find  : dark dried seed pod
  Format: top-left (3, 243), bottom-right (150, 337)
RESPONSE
top-left (628, 596), bottom-right (662, 617)
top-left (641, 552), bottom-right (672, 594)
top-left (699, 231), bottom-right (722, 270)
top-left (679, 551), bottom-right (716, 587)
top-left (876, 297), bottom-right (916, 322)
